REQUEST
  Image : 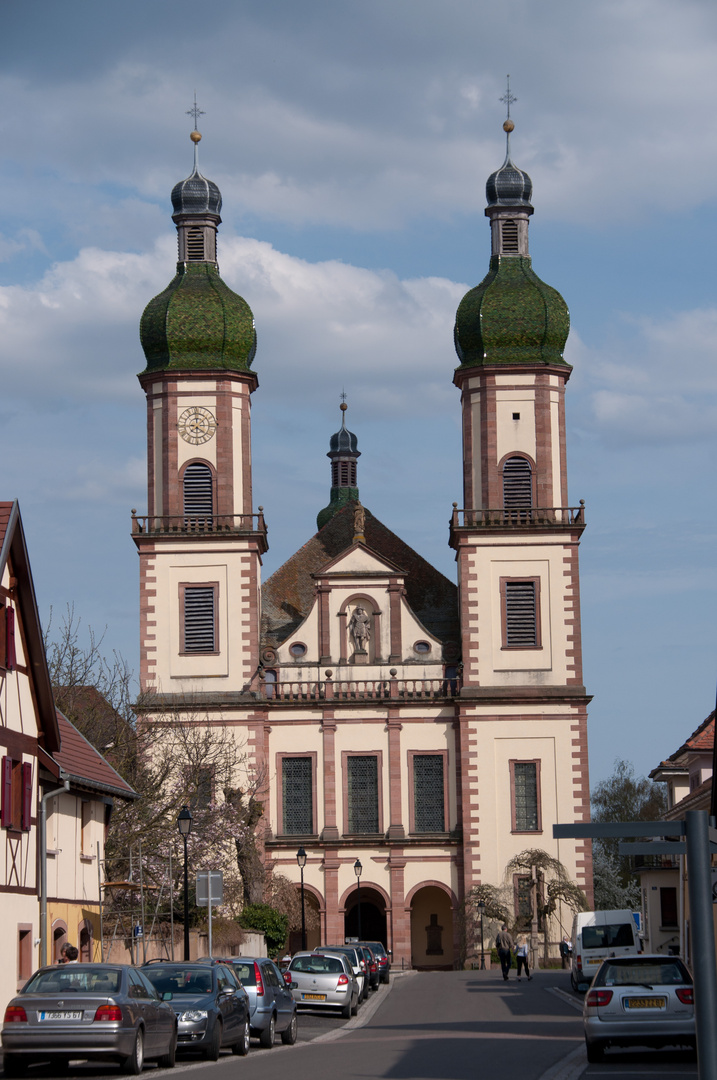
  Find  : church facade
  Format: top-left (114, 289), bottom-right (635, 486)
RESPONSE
top-left (132, 118), bottom-right (592, 968)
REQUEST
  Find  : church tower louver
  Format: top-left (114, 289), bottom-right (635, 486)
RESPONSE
top-left (133, 123), bottom-right (267, 701)
top-left (132, 101), bottom-right (592, 969)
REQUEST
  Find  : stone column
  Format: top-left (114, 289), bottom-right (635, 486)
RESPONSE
top-left (386, 712), bottom-right (404, 839)
top-left (320, 714), bottom-right (339, 841)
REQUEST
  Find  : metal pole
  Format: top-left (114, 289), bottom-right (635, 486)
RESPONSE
top-left (183, 834), bottom-right (190, 962)
top-left (98, 840), bottom-right (104, 962)
top-left (357, 878), bottom-right (362, 941)
top-left (685, 811), bottom-right (717, 1080)
top-left (480, 910), bottom-right (485, 970)
top-left (208, 875), bottom-right (212, 959)
top-left (169, 846), bottom-right (174, 962)
top-left (139, 840), bottom-right (147, 965)
top-left (300, 864), bottom-right (306, 951)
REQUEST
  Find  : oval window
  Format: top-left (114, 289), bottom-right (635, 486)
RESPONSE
top-left (289, 643), bottom-right (307, 658)
top-left (414, 641), bottom-right (431, 654)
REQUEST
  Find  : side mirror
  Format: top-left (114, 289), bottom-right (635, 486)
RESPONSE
top-left (290, 981), bottom-right (298, 990)
top-left (387, 950), bottom-right (393, 956)
top-left (162, 992), bottom-right (173, 1001)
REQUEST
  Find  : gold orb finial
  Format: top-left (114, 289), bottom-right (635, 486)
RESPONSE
top-left (190, 130), bottom-right (202, 144)
top-left (340, 401), bottom-right (348, 412)
top-left (503, 119), bottom-right (514, 133)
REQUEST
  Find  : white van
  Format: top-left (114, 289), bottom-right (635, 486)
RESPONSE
top-left (570, 909), bottom-right (640, 991)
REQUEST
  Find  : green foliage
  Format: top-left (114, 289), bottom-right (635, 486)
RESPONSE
top-left (238, 903), bottom-right (288, 957)
top-left (591, 759), bottom-right (667, 905)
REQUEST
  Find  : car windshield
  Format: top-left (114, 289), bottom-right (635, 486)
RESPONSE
top-left (291, 956), bottom-right (344, 975)
top-left (23, 968), bottom-right (121, 995)
top-left (229, 963), bottom-right (256, 986)
top-left (144, 967), bottom-right (214, 995)
top-left (365, 942), bottom-right (386, 957)
top-left (595, 959), bottom-right (690, 987)
top-left (316, 948), bottom-right (356, 964)
top-left (582, 923), bottom-right (634, 949)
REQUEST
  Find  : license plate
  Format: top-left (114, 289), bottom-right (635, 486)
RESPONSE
top-left (625, 997), bottom-right (665, 1009)
top-left (39, 1011), bottom-right (83, 1021)
top-left (301, 993), bottom-right (326, 1001)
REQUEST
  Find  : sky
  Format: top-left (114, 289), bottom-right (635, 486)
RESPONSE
top-left (1, 0), bottom-right (716, 787)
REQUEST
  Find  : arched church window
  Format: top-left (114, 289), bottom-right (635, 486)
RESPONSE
top-left (501, 220), bottom-right (519, 252)
top-left (503, 456), bottom-right (532, 511)
top-left (183, 462), bottom-right (213, 526)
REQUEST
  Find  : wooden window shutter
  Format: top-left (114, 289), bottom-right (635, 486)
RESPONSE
top-left (21, 763), bottom-right (32, 831)
top-left (1, 756), bottom-right (13, 827)
top-left (505, 581), bottom-right (537, 646)
top-left (6, 607), bottom-right (16, 670)
top-left (183, 587), bottom-right (216, 652)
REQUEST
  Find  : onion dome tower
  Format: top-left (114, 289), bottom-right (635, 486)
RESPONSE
top-left (139, 127), bottom-right (256, 373)
top-left (453, 112), bottom-right (569, 369)
top-left (134, 110), bottom-right (266, 704)
top-left (317, 400), bottom-right (361, 529)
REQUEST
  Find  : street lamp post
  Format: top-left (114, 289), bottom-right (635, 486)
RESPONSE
top-left (477, 900), bottom-right (486, 970)
top-left (354, 859), bottom-right (362, 941)
top-left (297, 847), bottom-right (307, 951)
top-left (177, 805), bottom-right (193, 962)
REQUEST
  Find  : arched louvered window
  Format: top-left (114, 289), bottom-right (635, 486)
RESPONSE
top-left (186, 227), bottom-right (205, 261)
top-left (503, 456), bottom-right (532, 510)
top-left (183, 462), bottom-right (213, 526)
top-left (502, 220), bottom-right (519, 253)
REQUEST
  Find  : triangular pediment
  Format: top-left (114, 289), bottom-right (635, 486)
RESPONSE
top-left (313, 542), bottom-right (405, 578)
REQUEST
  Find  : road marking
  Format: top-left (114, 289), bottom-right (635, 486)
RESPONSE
top-left (537, 1043), bottom-right (587, 1080)
top-left (546, 986), bottom-right (584, 1012)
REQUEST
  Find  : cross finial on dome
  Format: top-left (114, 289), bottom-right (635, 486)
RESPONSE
top-left (499, 75), bottom-right (517, 154)
top-left (186, 93), bottom-right (205, 170)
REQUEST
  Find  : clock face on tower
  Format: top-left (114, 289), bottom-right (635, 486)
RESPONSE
top-left (177, 406), bottom-right (217, 445)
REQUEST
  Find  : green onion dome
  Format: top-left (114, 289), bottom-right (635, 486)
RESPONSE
top-left (139, 262), bottom-right (257, 373)
top-left (454, 256), bottom-right (570, 368)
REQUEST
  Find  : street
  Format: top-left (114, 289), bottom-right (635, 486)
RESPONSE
top-left (4, 970), bottom-right (698, 1080)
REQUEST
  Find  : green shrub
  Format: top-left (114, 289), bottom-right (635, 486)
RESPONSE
top-left (237, 903), bottom-right (288, 957)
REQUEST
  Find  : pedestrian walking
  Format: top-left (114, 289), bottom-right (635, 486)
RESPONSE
top-left (559, 935), bottom-right (572, 969)
top-left (495, 925), bottom-right (514, 981)
top-left (515, 934), bottom-right (532, 981)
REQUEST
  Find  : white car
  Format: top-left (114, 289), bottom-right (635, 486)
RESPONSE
top-left (583, 954), bottom-right (695, 1062)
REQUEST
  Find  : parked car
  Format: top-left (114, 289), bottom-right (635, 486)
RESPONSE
top-left (142, 961), bottom-right (250, 1059)
top-left (357, 944), bottom-right (380, 992)
top-left (1, 963), bottom-right (177, 1076)
top-left (288, 951), bottom-right (359, 1019)
top-left (314, 946), bottom-right (367, 1003)
top-left (583, 954), bottom-right (695, 1062)
top-left (217, 957), bottom-right (297, 1047)
top-left (360, 940), bottom-right (391, 983)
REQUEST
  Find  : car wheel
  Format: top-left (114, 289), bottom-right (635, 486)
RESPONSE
top-left (2, 1055), bottom-right (27, 1077)
top-left (205, 1020), bottom-right (222, 1061)
top-left (351, 993), bottom-right (358, 1017)
top-left (259, 1014), bottom-right (275, 1049)
top-left (585, 1040), bottom-right (604, 1063)
top-left (157, 1026), bottom-right (177, 1069)
top-left (341, 1000), bottom-right (352, 1019)
top-left (122, 1028), bottom-right (145, 1075)
top-left (280, 1012), bottom-right (298, 1046)
top-left (233, 1018), bottom-right (251, 1056)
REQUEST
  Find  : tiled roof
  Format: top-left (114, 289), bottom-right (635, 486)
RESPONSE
top-left (0, 502), bottom-right (13, 548)
top-left (53, 710), bottom-right (137, 800)
top-left (667, 712), bottom-right (715, 762)
top-left (664, 775), bottom-right (712, 819)
top-left (262, 502), bottom-right (459, 649)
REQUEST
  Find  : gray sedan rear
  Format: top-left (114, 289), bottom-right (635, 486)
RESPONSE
top-left (288, 952), bottom-right (359, 1019)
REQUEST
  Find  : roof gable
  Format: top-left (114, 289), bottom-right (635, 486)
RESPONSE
top-left (53, 710), bottom-right (137, 800)
top-left (315, 542), bottom-right (405, 577)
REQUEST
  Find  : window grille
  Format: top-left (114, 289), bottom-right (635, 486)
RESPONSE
top-left (186, 228), bottom-right (205, 260)
top-left (514, 762), bottom-right (538, 830)
top-left (183, 586), bottom-right (215, 652)
top-left (282, 757), bottom-right (313, 834)
top-left (505, 581), bottom-right (537, 646)
top-left (503, 456), bottom-right (532, 508)
top-left (413, 755), bottom-right (445, 832)
top-left (347, 756), bottom-right (378, 833)
top-left (502, 220), bottom-right (519, 252)
top-left (183, 462), bottom-right (213, 523)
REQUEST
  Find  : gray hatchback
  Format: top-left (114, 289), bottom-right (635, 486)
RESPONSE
top-left (219, 957), bottom-right (297, 1047)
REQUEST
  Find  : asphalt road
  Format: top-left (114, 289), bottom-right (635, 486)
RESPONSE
top-left (3, 969), bottom-right (698, 1080)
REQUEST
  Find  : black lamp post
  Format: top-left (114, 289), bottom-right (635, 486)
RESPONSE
top-left (477, 900), bottom-right (486, 970)
top-left (297, 847), bottom-right (307, 951)
top-left (354, 859), bottom-right (363, 941)
top-left (177, 805), bottom-right (193, 961)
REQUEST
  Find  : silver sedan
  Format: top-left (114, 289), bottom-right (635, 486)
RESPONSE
top-left (583, 954), bottom-right (695, 1062)
top-left (1, 964), bottom-right (177, 1075)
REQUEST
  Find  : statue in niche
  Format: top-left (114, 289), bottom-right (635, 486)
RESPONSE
top-left (349, 605), bottom-right (371, 652)
top-left (425, 913), bottom-right (444, 956)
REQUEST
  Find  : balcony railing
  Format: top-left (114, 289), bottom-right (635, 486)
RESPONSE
top-left (131, 509), bottom-right (267, 538)
top-left (450, 502), bottom-right (585, 530)
top-left (260, 674), bottom-right (461, 702)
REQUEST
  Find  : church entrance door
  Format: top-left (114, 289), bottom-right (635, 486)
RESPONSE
top-left (344, 887), bottom-right (387, 946)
